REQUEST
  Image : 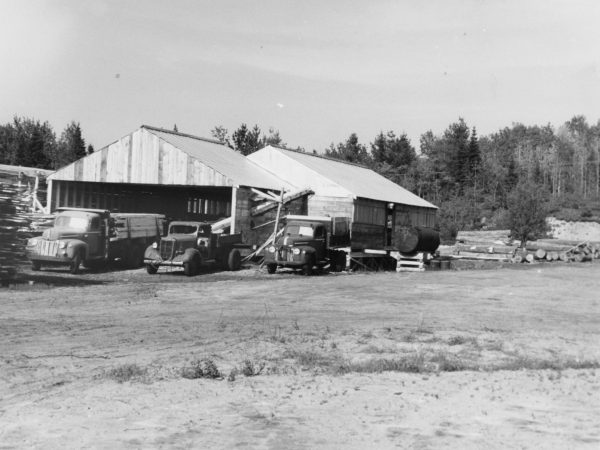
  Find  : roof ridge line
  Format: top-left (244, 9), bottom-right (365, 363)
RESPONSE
top-left (267, 144), bottom-right (370, 169)
top-left (142, 125), bottom-right (224, 146)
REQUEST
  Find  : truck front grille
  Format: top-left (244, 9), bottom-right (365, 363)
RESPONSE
top-left (160, 240), bottom-right (174, 260)
top-left (37, 240), bottom-right (59, 257)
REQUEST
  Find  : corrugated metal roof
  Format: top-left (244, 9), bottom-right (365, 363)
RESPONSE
top-left (259, 146), bottom-right (437, 209)
top-left (143, 126), bottom-right (291, 190)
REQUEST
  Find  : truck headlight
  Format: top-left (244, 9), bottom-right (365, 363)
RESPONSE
top-left (267, 246), bottom-right (276, 253)
top-left (152, 242), bottom-right (158, 249)
top-left (292, 248), bottom-right (301, 255)
top-left (59, 241), bottom-right (67, 249)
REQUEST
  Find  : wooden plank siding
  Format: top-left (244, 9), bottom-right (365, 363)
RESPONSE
top-left (307, 195), bottom-right (354, 218)
top-left (50, 128), bottom-right (234, 187)
top-left (394, 205), bottom-right (438, 229)
top-left (351, 198), bottom-right (387, 250)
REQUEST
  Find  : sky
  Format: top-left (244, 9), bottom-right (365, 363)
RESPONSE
top-left (1, 0), bottom-right (600, 153)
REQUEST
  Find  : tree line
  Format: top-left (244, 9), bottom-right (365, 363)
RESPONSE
top-left (0, 117), bottom-right (92, 170)
top-left (3, 116), bottom-right (598, 242)
top-left (212, 117), bottom-right (600, 242)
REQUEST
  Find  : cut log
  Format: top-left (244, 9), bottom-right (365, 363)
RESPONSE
top-left (455, 230), bottom-right (511, 244)
top-left (558, 252), bottom-right (569, 262)
top-left (525, 242), bottom-right (573, 252)
top-left (572, 253), bottom-right (584, 263)
top-left (456, 243), bottom-right (517, 255)
top-left (525, 253), bottom-right (535, 263)
top-left (534, 248), bottom-right (546, 260)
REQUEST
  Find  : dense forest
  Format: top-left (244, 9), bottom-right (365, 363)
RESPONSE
top-left (213, 117), bottom-right (600, 241)
top-left (2, 115), bottom-right (599, 241)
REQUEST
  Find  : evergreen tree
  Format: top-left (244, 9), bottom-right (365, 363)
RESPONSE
top-left (55, 122), bottom-right (86, 169)
top-left (325, 133), bottom-right (370, 164)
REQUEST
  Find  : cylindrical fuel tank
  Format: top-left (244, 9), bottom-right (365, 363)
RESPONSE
top-left (395, 226), bottom-right (440, 254)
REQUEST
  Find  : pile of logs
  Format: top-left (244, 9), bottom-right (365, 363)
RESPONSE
top-left (452, 230), bottom-right (600, 264)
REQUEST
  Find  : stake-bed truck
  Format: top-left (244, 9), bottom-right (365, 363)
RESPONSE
top-left (26, 208), bottom-right (165, 274)
top-left (143, 221), bottom-right (245, 276)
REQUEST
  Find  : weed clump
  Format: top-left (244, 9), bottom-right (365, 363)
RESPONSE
top-left (181, 358), bottom-right (222, 379)
top-left (107, 363), bottom-right (147, 383)
top-left (241, 359), bottom-right (265, 377)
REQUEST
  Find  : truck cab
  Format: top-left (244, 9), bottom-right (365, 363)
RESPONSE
top-left (264, 215), bottom-right (349, 275)
top-left (26, 208), bottom-right (110, 274)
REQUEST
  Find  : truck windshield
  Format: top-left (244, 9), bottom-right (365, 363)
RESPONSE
top-left (55, 215), bottom-right (88, 230)
top-left (169, 224), bottom-right (198, 234)
top-left (286, 224), bottom-right (314, 237)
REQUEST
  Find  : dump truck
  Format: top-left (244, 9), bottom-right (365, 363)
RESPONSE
top-left (264, 214), bottom-right (440, 275)
top-left (143, 221), bottom-right (246, 276)
top-left (26, 208), bottom-right (165, 274)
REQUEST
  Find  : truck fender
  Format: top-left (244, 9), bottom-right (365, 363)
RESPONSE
top-left (182, 248), bottom-right (201, 264)
top-left (144, 244), bottom-right (160, 259)
top-left (66, 240), bottom-right (88, 260)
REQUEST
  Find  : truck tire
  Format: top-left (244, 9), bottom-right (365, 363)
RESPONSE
top-left (227, 249), bottom-right (241, 271)
top-left (184, 260), bottom-right (196, 277)
top-left (267, 263), bottom-right (277, 274)
top-left (31, 261), bottom-right (41, 271)
top-left (302, 256), bottom-right (315, 276)
top-left (69, 252), bottom-right (82, 275)
top-left (146, 264), bottom-right (158, 274)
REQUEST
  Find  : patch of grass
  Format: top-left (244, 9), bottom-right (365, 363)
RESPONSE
top-left (431, 352), bottom-right (469, 372)
top-left (362, 344), bottom-right (395, 354)
top-left (447, 335), bottom-right (478, 346)
top-left (491, 357), bottom-right (600, 372)
top-left (283, 348), bottom-right (344, 371)
top-left (240, 359), bottom-right (265, 377)
top-left (337, 353), bottom-right (426, 374)
top-left (106, 363), bottom-right (147, 383)
top-left (181, 358), bottom-right (222, 379)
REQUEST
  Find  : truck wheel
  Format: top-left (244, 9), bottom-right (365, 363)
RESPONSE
top-left (184, 261), bottom-right (196, 277)
top-left (227, 249), bottom-right (241, 271)
top-left (267, 263), bottom-right (277, 274)
top-left (31, 261), bottom-right (41, 271)
top-left (69, 252), bottom-right (82, 275)
top-left (194, 255), bottom-right (202, 275)
top-left (146, 264), bottom-right (158, 275)
top-left (302, 256), bottom-right (315, 276)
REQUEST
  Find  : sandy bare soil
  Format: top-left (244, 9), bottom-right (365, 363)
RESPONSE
top-left (1, 262), bottom-right (599, 449)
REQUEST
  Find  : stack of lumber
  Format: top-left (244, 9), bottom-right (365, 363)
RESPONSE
top-left (453, 230), bottom-right (517, 261)
top-left (0, 178), bottom-right (32, 281)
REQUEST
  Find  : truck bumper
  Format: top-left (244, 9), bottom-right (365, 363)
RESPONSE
top-left (144, 258), bottom-right (184, 267)
top-left (27, 252), bottom-right (73, 265)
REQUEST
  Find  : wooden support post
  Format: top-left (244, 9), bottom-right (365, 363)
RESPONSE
top-left (272, 188), bottom-right (284, 245)
top-left (231, 186), bottom-right (237, 234)
top-left (46, 179), bottom-right (53, 213)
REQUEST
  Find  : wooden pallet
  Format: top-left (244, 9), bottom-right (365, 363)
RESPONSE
top-left (395, 252), bottom-right (425, 272)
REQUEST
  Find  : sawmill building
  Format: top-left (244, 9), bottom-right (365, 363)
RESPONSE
top-left (46, 126), bottom-right (304, 242)
top-left (248, 145), bottom-right (438, 249)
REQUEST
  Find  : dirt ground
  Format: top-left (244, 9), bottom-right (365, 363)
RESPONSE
top-left (1, 262), bottom-right (599, 449)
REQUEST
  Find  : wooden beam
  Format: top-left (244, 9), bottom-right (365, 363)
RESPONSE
top-left (250, 187), bottom-right (280, 202)
top-left (250, 188), bottom-right (313, 216)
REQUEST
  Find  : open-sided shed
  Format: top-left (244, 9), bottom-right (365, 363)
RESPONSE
top-left (248, 145), bottom-right (438, 250)
top-left (46, 126), bottom-right (298, 240)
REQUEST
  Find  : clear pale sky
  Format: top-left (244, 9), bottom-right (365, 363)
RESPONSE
top-left (1, 0), bottom-right (599, 152)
